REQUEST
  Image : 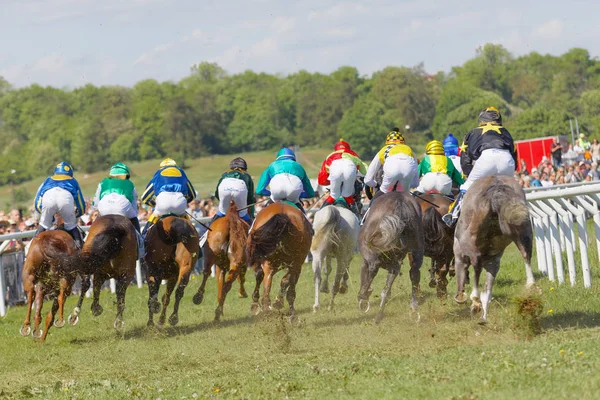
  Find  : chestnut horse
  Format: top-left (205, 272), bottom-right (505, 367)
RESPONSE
top-left (193, 202), bottom-right (249, 322)
top-left (247, 201), bottom-right (313, 322)
top-left (358, 192), bottom-right (424, 323)
top-left (454, 175), bottom-right (534, 324)
top-left (20, 230), bottom-right (78, 342)
top-left (416, 194), bottom-right (455, 298)
top-left (68, 215), bottom-right (138, 331)
top-left (145, 216), bottom-right (199, 326)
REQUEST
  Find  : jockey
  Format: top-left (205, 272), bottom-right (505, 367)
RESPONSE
top-left (211, 157), bottom-right (255, 225)
top-left (141, 158), bottom-right (197, 237)
top-left (92, 162), bottom-right (141, 234)
top-left (33, 162), bottom-right (85, 248)
top-left (443, 132), bottom-right (462, 174)
top-left (317, 139), bottom-right (367, 215)
top-left (364, 128), bottom-right (418, 197)
top-left (256, 147), bottom-right (316, 213)
top-left (415, 140), bottom-right (464, 196)
top-left (442, 107), bottom-right (517, 226)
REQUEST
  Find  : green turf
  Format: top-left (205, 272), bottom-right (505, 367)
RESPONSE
top-left (1, 242), bottom-right (600, 399)
top-left (0, 147), bottom-right (331, 209)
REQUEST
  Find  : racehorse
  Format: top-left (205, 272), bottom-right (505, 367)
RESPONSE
top-left (310, 204), bottom-right (359, 312)
top-left (358, 192), bottom-right (424, 323)
top-left (145, 216), bottom-right (199, 326)
top-left (453, 175), bottom-right (535, 324)
top-left (416, 194), bottom-right (455, 298)
top-left (247, 201), bottom-right (313, 322)
top-left (20, 230), bottom-right (78, 342)
top-left (192, 201), bottom-right (249, 322)
top-left (68, 215), bottom-right (138, 331)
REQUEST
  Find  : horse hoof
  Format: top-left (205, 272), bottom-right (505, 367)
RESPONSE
top-left (358, 299), bottom-right (370, 313)
top-left (454, 293), bottom-right (468, 304)
top-left (374, 312), bottom-right (384, 324)
top-left (478, 317), bottom-right (487, 325)
top-left (238, 290), bottom-right (248, 299)
top-left (471, 303), bottom-right (482, 316)
top-left (192, 292), bottom-right (204, 305)
top-left (168, 315), bottom-right (179, 326)
top-left (149, 300), bottom-right (161, 314)
top-left (428, 279), bottom-right (436, 288)
top-left (32, 329), bottom-right (43, 339)
top-left (157, 318), bottom-right (165, 327)
top-left (250, 303), bottom-right (261, 316)
top-left (20, 325), bottom-right (31, 337)
top-left (54, 318), bottom-right (65, 328)
top-left (409, 310), bottom-right (422, 323)
top-left (273, 298), bottom-right (284, 310)
top-left (338, 284), bottom-right (348, 295)
top-left (313, 304), bottom-right (319, 313)
top-left (147, 320), bottom-right (155, 328)
top-left (289, 314), bottom-right (296, 324)
top-left (114, 319), bottom-right (125, 331)
top-left (91, 304), bottom-right (103, 317)
top-left (319, 286), bottom-right (329, 294)
top-left (68, 314), bottom-right (79, 326)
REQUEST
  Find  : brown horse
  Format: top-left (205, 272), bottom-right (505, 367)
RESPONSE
top-left (247, 201), bottom-right (313, 322)
top-left (145, 216), bottom-right (199, 326)
top-left (193, 202), bottom-right (249, 322)
top-left (68, 215), bottom-right (138, 331)
top-left (358, 192), bottom-right (424, 323)
top-left (20, 230), bottom-right (78, 342)
top-left (416, 194), bottom-right (456, 298)
top-left (454, 175), bottom-right (535, 324)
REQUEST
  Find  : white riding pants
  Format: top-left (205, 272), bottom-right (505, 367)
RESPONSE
top-left (97, 193), bottom-right (137, 219)
top-left (270, 173), bottom-right (304, 203)
top-left (218, 178), bottom-right (249, 217)
top-left (417, 173), bottom-right (453, 195)
top-left (154, 192), bottom-right (188, 216)
top-left (381, 154), bottom-right (419, 194)
top-left (40, 187), bottom-right (77, 230)
top-left (460, 149), bottom-right (515, 191)
top-left (328, 158), bottom-right (357, 199)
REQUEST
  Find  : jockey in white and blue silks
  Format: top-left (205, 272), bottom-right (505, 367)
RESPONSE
top-left (141, 158), bottom-right (197, 238)
top-left (443, 132), bottom-right (462, 175)
top-left (34, 161), bottom-right (86, 248)
top-left (256, 148), bottom-right (316, 213)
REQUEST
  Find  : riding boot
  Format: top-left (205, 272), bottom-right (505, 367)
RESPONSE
top-left (295, 202), bottom-right (306, 214)
top-left (68, 227), bottom-right (84, 249)
top-left (240, 213), bottom-right (252, 225)
top-left (320, 195), bottom-right (335, 210)
top-left (34, 225), bottom-right (46, 237)
top-left (130, 217), bottom-right (141, 234)
top-left (141, 220), bottom-right (154, 240)
top-left (442, 190), bottom-right (465, 227)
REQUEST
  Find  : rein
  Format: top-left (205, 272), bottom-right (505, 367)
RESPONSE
top-left (186, 211), bottom-right (212, 232)
top-left (410, 192), bottom-right (440, 208)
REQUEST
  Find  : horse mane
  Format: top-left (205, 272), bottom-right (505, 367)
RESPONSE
top-left (226, 201), bottom-right (249, 265)
top-left (311, 206), bottom-right (341, 251)
top-left (247, 213), bottom-right (292, 266)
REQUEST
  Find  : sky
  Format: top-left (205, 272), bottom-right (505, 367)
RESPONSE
top-left (1, 0), bottom-right (599, 88)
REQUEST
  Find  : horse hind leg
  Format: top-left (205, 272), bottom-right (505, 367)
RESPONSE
top-left (375, 267), bottom-right (399, 324)
top-left (470, 264), bottom-right (483, 317)
top-left (320, 256), bottom-right (331, 293)
top-left (193, 251), bottom-right (214, 305)
top-left (454, 253), bottom-right (469, 304)
top-left (91, 274), bottom-right (105, 317)
top-left (215, 266), bottom-right (238, 322)
top-left (329, 256), bottom-right (348, 312)
top-left (286, 268), bottom-right (301, 323)
top-left (238, 265), bottom-right (248, 298)
top-left (32, 283), bottom-right (44, 339)
top-left (158, 277), bottom-right (177, 326)
top-left (69, 275), bottom-right (90, 326)
top-left (54, 278), bottom-right (68, 328)
top-left (358, 259), bottom-right (378, 313)
top-left (428, 258), bottom-right (437, 288)
top-left (274, 270), bottom-right (290, 310)
top-left (114, 279), bottom-right (128, 332)
top-left (480, 261), bottom-right (500, 324)
top-left (20, 278), bottom-right (35, 337)
top-left (170, 271), bottom-right (192, 326)
top-left (515, 233), bottom-right (535, 287)
top-left (41, 294), bottom-right (60, 342)
top-left (250, 266), bottom-right (264, 315)
top-left (147, 271), bottom-right (161, 327)
top-left (409, 251), bottom-right (423, 313)
top-left (311, 255), bottom-right (323, 312)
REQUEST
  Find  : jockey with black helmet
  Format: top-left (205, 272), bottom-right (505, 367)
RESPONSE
top-left (442, 107), bottom-right (517, 226)
top-left (211, 157), bottom-right (255, 225)
top-left (33, 162), bottom-right (86, 248)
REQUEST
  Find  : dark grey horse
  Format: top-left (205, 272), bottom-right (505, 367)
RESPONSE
top-left (358, 192), bottom-right (424, 323)
top-left (454, 175), bottom-right (534, 324)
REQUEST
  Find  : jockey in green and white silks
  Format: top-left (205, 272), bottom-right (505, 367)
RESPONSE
top-left (92, 162), bottom-right (141, 233)
top-left (212, 157), bottom-right (255, 225)
top-left (416, 140), bottom-right (464, 196)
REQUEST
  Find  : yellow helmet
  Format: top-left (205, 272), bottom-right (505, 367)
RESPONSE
top-left (385, 128), bottom-right (404, 145)
top-left (425, 140), bottom-right (445, 156)
top-left (159, 158), bottom-right (177, 168)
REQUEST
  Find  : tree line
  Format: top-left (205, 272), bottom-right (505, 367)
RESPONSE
top-left (1, 44), bottom-right (600, 186)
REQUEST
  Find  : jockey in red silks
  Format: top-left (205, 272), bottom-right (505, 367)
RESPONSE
top-left (317, 139), bottom-right (367, 216)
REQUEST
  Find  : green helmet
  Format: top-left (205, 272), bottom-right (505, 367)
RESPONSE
top-left (109, 162), bottom-right (130, 178)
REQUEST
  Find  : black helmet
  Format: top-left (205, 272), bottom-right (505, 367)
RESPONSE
top-left (478, 106), bottom-right (502, 126)
top-left (230, 157), bottom-right (247, 170)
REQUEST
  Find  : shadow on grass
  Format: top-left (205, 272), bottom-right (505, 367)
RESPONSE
top-left (542, 311), bottom-right (600, 330)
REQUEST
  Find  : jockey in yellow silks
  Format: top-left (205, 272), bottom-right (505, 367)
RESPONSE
top-left (415, 140), bottom-right (464, 196)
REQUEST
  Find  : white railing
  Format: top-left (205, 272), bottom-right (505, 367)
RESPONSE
top-left (526, 183), bottom-right (600, 288)
top-left (0, 218), bottom-right (211, 317)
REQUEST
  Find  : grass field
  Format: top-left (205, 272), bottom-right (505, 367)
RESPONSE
top-left (1, 242), bottom-right (600, 399)
top-left (0, 147), bottom-right (331, 209)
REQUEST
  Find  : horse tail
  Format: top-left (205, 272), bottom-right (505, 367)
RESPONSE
top-left (311, 206), bottom-right (341, 250)
top-left (490, 186), bottom-right (530, 235)
top-left (73, 226), bottom-right (128, 274)
top-left (364, 214), bottom-right (405, 253)
top-left (38, 235), bottom-right (75, 271)
top-left (247, 213), bottom-right (292, 266)
top-left (422, 206), bottom-right (445, 248)
top-left (227, 202), bottom-right (249, 264)
top-left (168, 217), bottom-right (198, 245)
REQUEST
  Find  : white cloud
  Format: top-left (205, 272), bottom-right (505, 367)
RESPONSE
top-left (133, 41), bottom-right (175, 65)
top-left (271, 16), bottom-right (296, 34)
top-left (323, 27), bottom-right (355, 38)
top-left (533, 19), bottom-right (564, 40)
top-left (308, 2), bottom-right (368, 21)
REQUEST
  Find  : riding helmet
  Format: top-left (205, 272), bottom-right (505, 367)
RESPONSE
top-left (276, 147), bottom-right (296, 161)
top-left (385, 127), bottom-right (404, 145)
top-left (109, 162), bottom-right (131, 178)
top-left (334, 139), bottom-right (351, 151)
top-left (478, 106), bottom-right (502, 126)
top-left (54, 161), bottom-right (74, 177)
top-left (425, 140), bottom-right (445, 156)
top-left (160, 158), bottom-right (177, 168)
top-left (230, 157), bottom-right (248, 171)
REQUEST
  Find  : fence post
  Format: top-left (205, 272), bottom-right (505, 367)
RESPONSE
top-left (0, 256), bottom-right (6, 317)
top-left (136, 260), bottom-right (143, 289)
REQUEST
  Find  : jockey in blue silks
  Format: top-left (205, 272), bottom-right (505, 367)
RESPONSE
top-left (34, 161), bottom-right (86, 248)
top-left (141, 158), bottom-right (197, 238)
top-left (256, 147), bottom-right (316, 213)
top-left (443, 132), bottom-right (462, 175)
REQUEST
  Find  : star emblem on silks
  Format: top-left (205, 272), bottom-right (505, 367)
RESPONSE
top-left (480, 123), bottom-right (502, 134)
top-left (460, 142), bottom-right (468, 153)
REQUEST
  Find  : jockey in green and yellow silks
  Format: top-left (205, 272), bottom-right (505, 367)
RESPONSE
top-left (415, 140), bottom-right (464, 196)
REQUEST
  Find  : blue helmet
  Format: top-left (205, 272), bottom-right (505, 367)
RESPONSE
top-left (443, 133), bottom-right (459, 156)
top-left (276, 147), bottom-right (296, 161)
top-left (54, 161), bottom-right (74, 177)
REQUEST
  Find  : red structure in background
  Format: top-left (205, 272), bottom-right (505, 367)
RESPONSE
top-left (515, 136), bottom-right (569, 172)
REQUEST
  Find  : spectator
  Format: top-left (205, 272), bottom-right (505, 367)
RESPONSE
top-left (540, 173), bottom-right (553, 187)
top-left (589, 163), bottom-right (600, 181)
top-left (186, 199), bottom-right (204, 219)
top-left (563, 144), bottom-right (578, 166)
top-left (550, 139), bottom-right (563, 167)
top-left (592, 139), bottom-right (600, 163)
top-left (530, 170), bottom-right (542, 187)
